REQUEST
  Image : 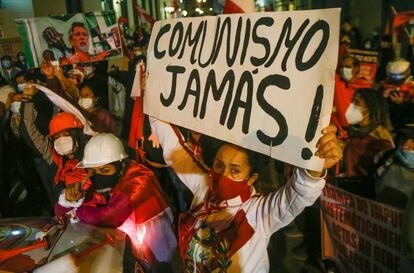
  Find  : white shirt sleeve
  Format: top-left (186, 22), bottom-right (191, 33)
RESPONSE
top-left (245, 168), bottom-right (325, 236)
top-left (149, 116), bottom-right (208, 196)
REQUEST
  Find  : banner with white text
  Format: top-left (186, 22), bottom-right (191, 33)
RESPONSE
top-left (321, 183), bottom-right (414, 273)
top-left (144, 8), bottom-right (340, 170)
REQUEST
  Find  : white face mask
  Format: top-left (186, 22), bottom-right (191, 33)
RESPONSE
top-left (340, 67), bottom-right (354, 82)
top-left (78, 98), bottom-right (94, 110)
top-left (10, 101), bottom-right (21, 114)
top-left (54, 136), bottom-right (74, 156)
top-left (17, 83), bottom-right (26, 93)
top-left (345, 102), bottom-right (364, 125)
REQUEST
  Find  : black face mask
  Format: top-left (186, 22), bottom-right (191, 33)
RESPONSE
top-left (91, 173), bottom-right (119, 191)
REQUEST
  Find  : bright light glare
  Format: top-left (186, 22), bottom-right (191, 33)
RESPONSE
top-left (11, 230), bottom-right (21, 236)
top-left (136, 225), bottom-right (146, 245)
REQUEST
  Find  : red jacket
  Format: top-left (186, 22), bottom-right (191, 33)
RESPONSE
top-left (381, 80), bottom-right (414, 98)
top-left (333, 73), bottom-right (372, 127)
top-left (55, 160), bottom-right (169, 228)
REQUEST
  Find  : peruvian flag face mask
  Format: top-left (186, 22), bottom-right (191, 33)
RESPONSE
top-left (209, 170), bottom-right (252, 202)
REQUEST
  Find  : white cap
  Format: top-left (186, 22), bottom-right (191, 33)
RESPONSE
top-left (78, 133), bottom-right (128, 168)
top-left (387, 59), bottom-right (410, 74)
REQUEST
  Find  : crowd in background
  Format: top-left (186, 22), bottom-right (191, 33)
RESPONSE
top-left (0, 17), bottom-right (413, 272)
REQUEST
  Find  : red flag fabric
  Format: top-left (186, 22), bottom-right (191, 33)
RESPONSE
top-left (128, 96), bottom-right (144, 149)
top-left (393, 10), bottom-right (414, 29)
top-left (223, 0), bottom-right (255, 14)
top-left (133, 3), bottom-right (155, 24)
top-left (128, 63), bottom-right (145, 149)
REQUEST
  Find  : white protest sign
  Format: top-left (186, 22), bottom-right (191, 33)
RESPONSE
top-left (144, 8), bottom-right (340, 170)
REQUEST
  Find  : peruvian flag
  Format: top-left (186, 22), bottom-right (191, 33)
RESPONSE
top-left (133, 3), bottom-right (155, 24)
top-left (223, 0), bottom-right (255, 14)
top-left (128, 61), bottom-right (145, 149)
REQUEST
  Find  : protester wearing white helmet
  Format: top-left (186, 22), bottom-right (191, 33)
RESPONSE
top-left (381, 58), bottom-right (414, 130)
top-left (55, 133), bottom-right (182, 272)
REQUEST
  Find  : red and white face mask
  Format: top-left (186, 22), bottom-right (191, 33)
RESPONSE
top-left (209, 170), bottom-right (252, 203)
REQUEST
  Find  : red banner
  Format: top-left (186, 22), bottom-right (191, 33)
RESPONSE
top-left (349, 49), bottom-right (379, 84)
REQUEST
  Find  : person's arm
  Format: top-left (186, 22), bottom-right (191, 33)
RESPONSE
top-left (149, 117), bottom-right (207, 195)
top-left (55, 189), bottom-right (133, 228)
top-left (53, 68), bottom-right (78, 99)
top-left (100, 109), bottom-right (117, 134)
top-left (20, 100), bottom-right (53, 164)
top-left (76, 192), bottom-right (133, 227)
top-left (249, 125), bottom-right (341, 235)
top-left (247, 168), bottom-right (325, 235)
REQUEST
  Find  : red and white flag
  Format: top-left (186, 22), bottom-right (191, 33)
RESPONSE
top-left (128, 61), bottom-right (146, 149)
top-left (133, 3), bottom-right (155, 24)
top-left (223, 0), bottom-right (255, 14)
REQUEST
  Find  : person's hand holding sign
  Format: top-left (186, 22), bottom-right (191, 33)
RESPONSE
top-left (41, 60), bottom-right (54, 79)
top-left (307, 125), bottom-right (342, 177)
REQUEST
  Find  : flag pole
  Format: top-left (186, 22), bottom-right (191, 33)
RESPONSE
top-left (391, 5), bottom-right (411, 38)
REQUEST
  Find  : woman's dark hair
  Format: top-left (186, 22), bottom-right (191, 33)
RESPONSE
top-left (69, 128), bottom-right (87, 161)
top-left (354, 88), bottom-right (389, 127)
top-left (80, 81), bottom-right (98, 97)
top-left (200, 134), bottom-right (269, 175)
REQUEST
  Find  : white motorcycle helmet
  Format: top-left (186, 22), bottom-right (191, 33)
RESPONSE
top-left (386, 59), bottom-right (411, 85)
top-left (78, 133), bottom-right (128, 168)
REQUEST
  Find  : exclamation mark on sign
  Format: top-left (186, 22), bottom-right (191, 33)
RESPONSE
top-left (301, 85), bottom-right (324, 160)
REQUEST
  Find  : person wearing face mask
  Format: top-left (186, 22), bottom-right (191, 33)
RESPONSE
top-left (149, 116), bottom-right (342, 272)
top-left (380, 59), bottom-right (414, 130)
top-left (14, 72), bottom-right (53, 132)
top-left (333, 56), bottom-right (372, 129)
top-left (78, 82), bottom-right (116, 134)
top-left (55, 133), bottom-right (182, 272)
top-left (1, 55), bottom-right (21, 84)
top-left (342, 88), bottom-right (394, 196)
top-left (2, 92), bottom-right (52, 215)
top-left (375, 121), bottom-right (414, 209)
top-left (15, 52), bottom-right (28, 73)
top-left (19, 84), bottom-right (90, 201)
top-left (82, 63), bottom-right (109, 109)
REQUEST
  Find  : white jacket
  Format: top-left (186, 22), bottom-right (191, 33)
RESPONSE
top-left (150, 117), bottom-right (325, 273)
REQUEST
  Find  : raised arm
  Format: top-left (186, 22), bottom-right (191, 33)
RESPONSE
top-left (247, 168), bottom-right (325, 235)
top-left (149, 116), bottom-right (207, 195)
top-left (20, 87), bottom-right (53, 164)
top-left (248, 125), bottom-right (342, 235)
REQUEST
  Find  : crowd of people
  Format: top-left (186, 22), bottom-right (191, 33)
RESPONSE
top-left (0, 16), bottom-right (413, 272)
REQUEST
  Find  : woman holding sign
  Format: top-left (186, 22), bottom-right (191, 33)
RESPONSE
top-left (150, 116), bottom-right (341, 272)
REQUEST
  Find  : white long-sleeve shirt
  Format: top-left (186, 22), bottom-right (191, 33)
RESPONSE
top-left (150, 117), bottom-right (325, 273)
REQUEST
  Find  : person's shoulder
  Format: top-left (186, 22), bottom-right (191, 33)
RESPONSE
top-left (92, 107), bottom-right (112, 117)
top-left (121, 160), bottom-right (156, 180)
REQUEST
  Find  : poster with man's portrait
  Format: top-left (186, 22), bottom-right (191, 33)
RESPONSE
top-left (15, 12), bottom-right (123, 67)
